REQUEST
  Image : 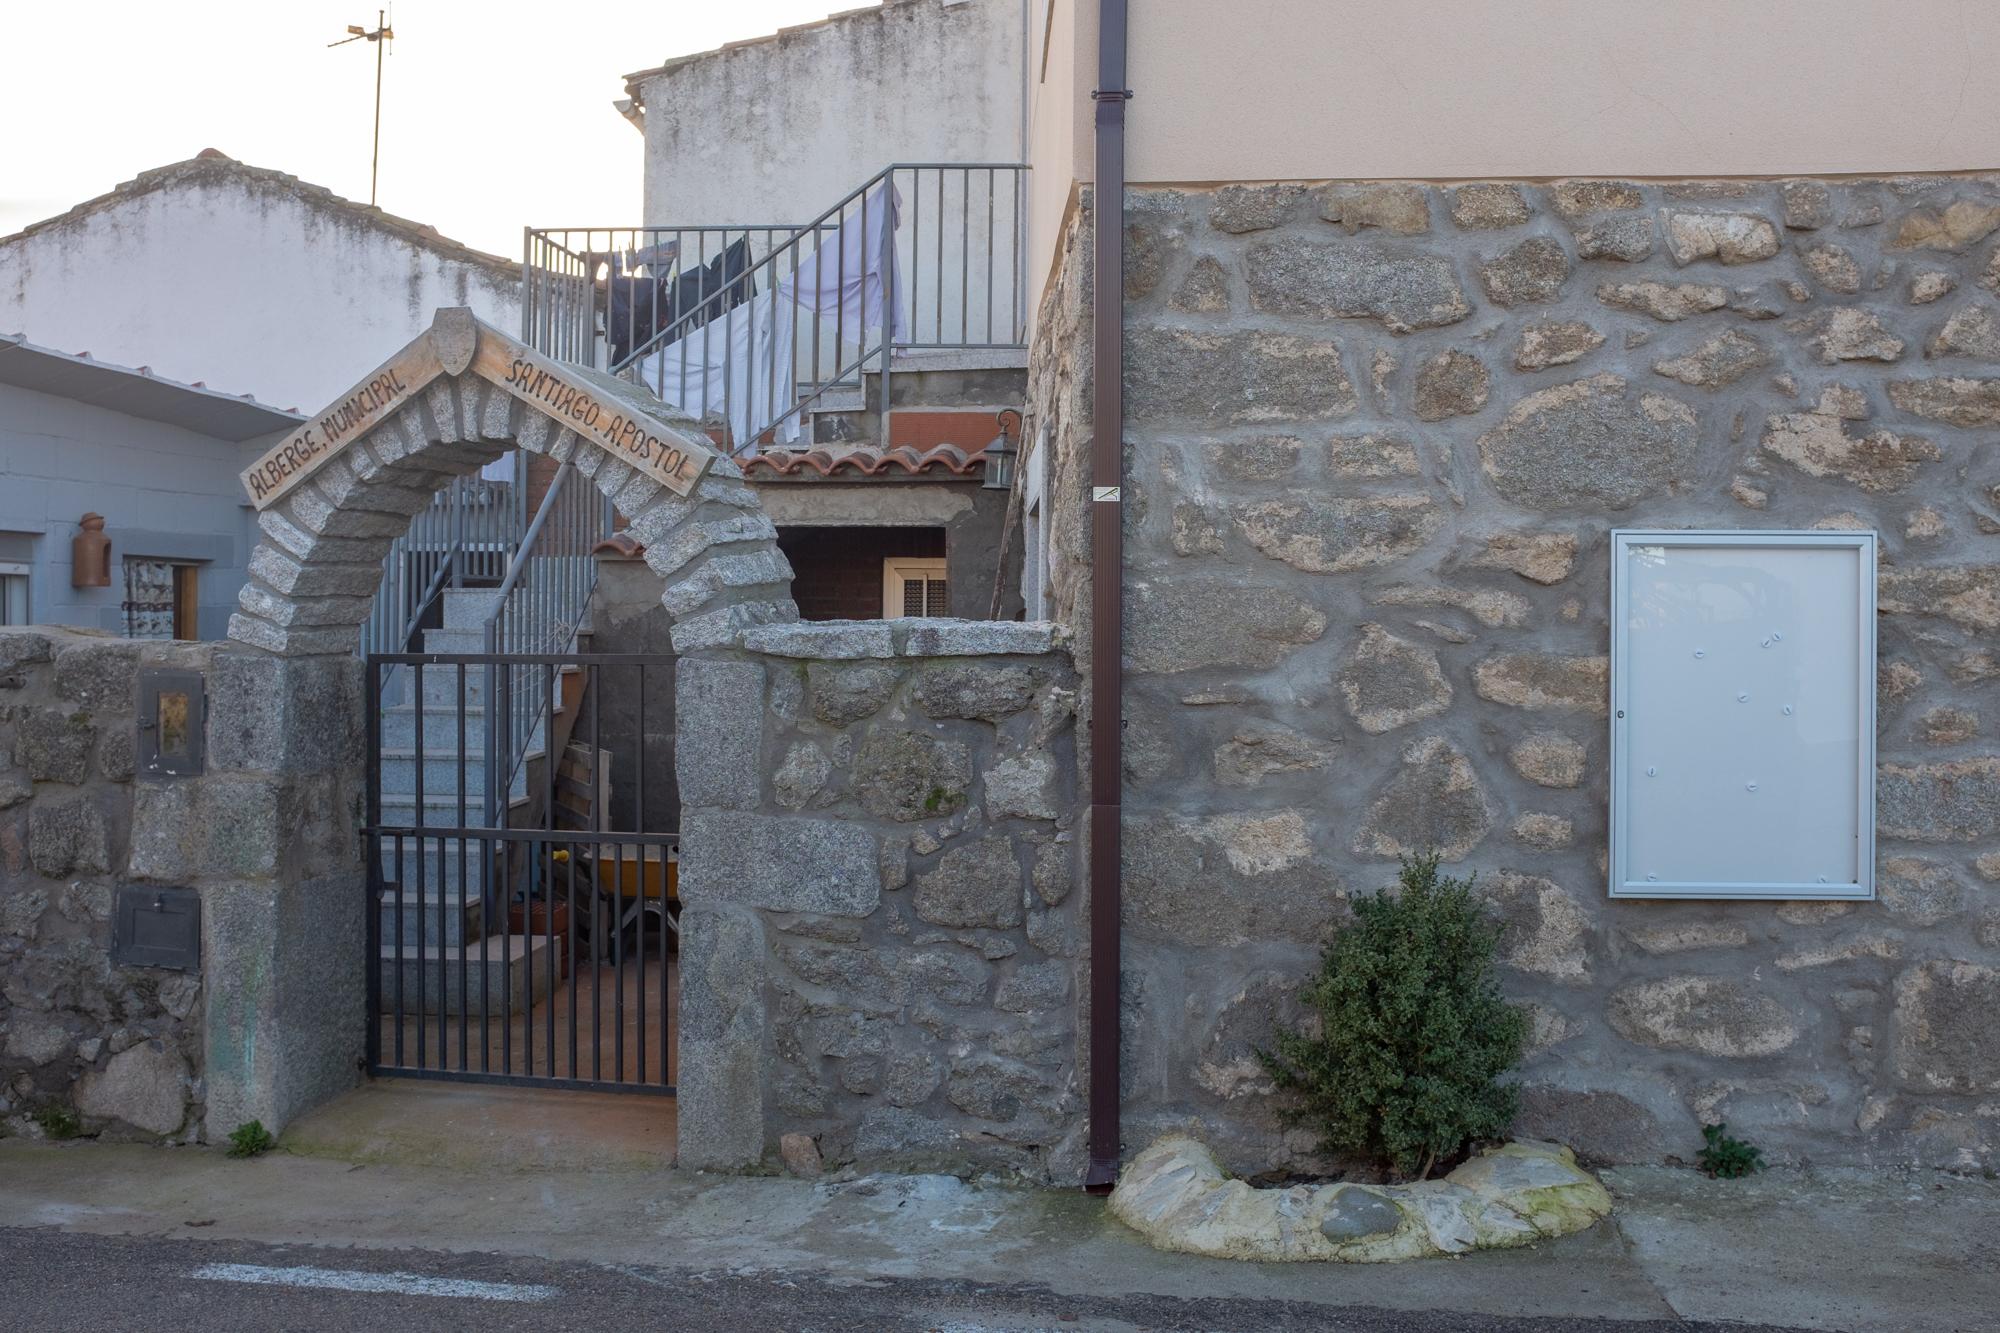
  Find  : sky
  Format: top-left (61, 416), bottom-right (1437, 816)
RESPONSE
top-left (0, 0), bottom-right (849, 256)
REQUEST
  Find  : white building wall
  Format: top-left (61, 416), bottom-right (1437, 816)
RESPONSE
top-left (0, 382), bottom-right (282, 640)
top-left (0, 159), bottom-right (520, 414)
top-left (632, 0), bottom-right (1027, 226)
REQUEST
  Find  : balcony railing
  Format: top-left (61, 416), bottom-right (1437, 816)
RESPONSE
top-left (523, 163), bottom-right (1028, 451)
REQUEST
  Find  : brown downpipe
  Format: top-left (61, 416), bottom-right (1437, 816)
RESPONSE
top-left (1084, 0), bottom-right (1130, 1195)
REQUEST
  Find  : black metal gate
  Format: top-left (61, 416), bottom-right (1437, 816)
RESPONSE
top-left (365, 651), bottom-right (676, 1095)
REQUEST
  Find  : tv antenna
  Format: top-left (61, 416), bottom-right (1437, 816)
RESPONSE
top-left (330, 9), bottom-right (395, 206)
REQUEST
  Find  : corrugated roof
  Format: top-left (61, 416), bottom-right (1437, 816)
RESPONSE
top-left (0, 334), bottom-right (303, 442)
top-left (0, 151), bottom-right (517, 282)
top-left (736, 442), bottom-right (986, 478)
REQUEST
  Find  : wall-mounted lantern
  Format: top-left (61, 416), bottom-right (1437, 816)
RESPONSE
top-left (983, 410), bottom-right (1022, 490)
top-left (72, 512), bottom-right (111, 588)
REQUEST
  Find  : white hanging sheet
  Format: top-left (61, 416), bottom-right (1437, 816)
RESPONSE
top-left (633, 180), bottom-right (904, 451)
top-left (634, 291), bottom-right (799, 448)
top-left (782, 180), bottom-right (908, 347)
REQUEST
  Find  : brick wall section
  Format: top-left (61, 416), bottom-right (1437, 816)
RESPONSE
top-left (674, 618), bottom-right (1083, 1177)
top-left (1026, 176), bottom-right (2000, 1174)
top-left (778, 526), bottom-right (947, 621)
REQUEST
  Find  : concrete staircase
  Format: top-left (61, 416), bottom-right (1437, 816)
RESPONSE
top-left (376, 587), bottom-right (562, 1016)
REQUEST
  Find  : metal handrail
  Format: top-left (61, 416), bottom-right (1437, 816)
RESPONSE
top-left (524, 161), bottom-right (1029, 452)
top-left (480, 460), bottom-right (607, 836)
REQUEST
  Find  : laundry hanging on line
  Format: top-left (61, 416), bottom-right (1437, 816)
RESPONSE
top-left (632, 181), bottom-right (904, 450)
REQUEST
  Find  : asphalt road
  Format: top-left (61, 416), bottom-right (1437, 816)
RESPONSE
top-left (0, 1227), bottom-right (1818, 1333)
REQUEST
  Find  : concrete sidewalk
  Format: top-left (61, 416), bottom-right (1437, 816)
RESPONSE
top-left (0, 1126), bottom-right (1993, 1331)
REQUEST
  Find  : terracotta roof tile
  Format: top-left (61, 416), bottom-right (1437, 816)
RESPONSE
top-left (735, 442), bottom-right (986, 478)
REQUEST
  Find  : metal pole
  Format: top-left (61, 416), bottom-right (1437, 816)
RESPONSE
top-left (1085, 0), bottom-right (1130, 1196)
top-left (370, 9), bottom-right (386, 206)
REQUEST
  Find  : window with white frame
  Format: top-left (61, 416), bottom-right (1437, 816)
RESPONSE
top-left (0, 562), bottom-right (28, 626)
top-left (883, 557), bottom-right (949, 618)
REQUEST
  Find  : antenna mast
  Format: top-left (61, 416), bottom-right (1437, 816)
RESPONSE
top-left (330, 9), bottom-right (395, 206)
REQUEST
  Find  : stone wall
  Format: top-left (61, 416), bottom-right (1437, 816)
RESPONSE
top-left (675, 617), bottom-right (1084, 1177)
top-left (1027, 175), bottom-right (2000, 1173)
top-left (0, 628), bottom-right (364, 1146)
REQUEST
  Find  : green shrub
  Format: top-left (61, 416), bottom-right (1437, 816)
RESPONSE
top-left (1258, 852), bottom-right (1528, 1180)
top-left (1696, 1123), bottom-right (1763, 1179)
top-left (227, 1120), bottom-right (276, 1158)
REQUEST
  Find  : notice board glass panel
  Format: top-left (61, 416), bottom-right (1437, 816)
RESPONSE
top-left (1610, 531), bottom-right (1876, 899)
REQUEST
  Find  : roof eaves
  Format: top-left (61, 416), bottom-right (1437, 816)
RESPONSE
top-left (0, 333), bottom-right (305, 441)
top-left (0, 153), bottom-right (519, 283)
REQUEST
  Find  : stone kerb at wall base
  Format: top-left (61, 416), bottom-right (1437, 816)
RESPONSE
top-left (1038, 173), bottom-right (2000, 1175)
top-left (673, 617), bottom-right (1083, 1179)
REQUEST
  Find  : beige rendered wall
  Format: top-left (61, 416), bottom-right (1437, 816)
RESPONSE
top-left (1026, 0), bottom-right (2000, 305)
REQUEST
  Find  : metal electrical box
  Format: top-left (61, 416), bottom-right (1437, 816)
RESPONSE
top-left (137, 668), bottom-right (205, 777)
top-left (112, 886), bottom-right (202, 971)
top-left (1609, 530), bottom-right (1877, 900)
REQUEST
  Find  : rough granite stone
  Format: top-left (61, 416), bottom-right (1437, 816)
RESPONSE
top-left (17, 708), bottom-right (94, 785)
top-left (1607, 976), bottom-right (1800, 1057)
top-left (26, 794), bottom-right (109, 877)
top-left (1449, 184), bottom-right (1531, 230)
top-left (1877, 566), bottom-right (2000, 633)
top-left (1478, 374), bottom-right (1697, 510)
top-left (913, 664), bottom-right (1036, 721)
top-left (1890, 201), bottom-right (2000, 252)
top-left (1236, 495), bottom-right (1443, 574)
top-left (1781, 181), bottom-right (1835, 230)
top-left (1214, 724), bottom-right (1338, 787)
top-left (1808, 308), bottom-right (1906, 363)
top-left (1126, 325), bottom-right (1358, 423)
top-left (808, 662), bottom-right (900, 726)
top-left (679, 812), bottom-right (880, 916)
top-left (74, 1039), bottom-right (188, 1136)
top-left (1597, 281), bottom-right (1730, 321)
top-left (1468, 531), bottom-right (1578, 585)
top-left (1877, 758), bottom-right (2000, 841)
top-left (1573, 216), bottom-right (1654, 262)
top-left (1337, 625), bottom-right (1452, 734)
top-left (1926, 304), bottom-right (2000, 362)
top-left (1208, 183), bottom-right (1306, 234)
top-left (1318, 183), bottom-right (1430, 235)
top-left (1246, 237), bottom-right (1472, 333)
top-left (1510, 731), bottom-right (1587, 788)
top-left (1480, 236), bottom-right (1571, 306)
top-left (1514, 321), bottom-right (1606, 371)
top-left (1414, 349), bottom-right (1491, 420)
top-left (1760, 410), bottom-right (1939, 491)
top-left (913, 836), bottom-right (1024, 929)
top-left (1661, 211), bottom-right (1780, 265)
top-left (853, 732), bottom-right (971, 822)
top-left (1484, 873), bottom-right (1591, 980)
top-left (1474, 654), bottom-right (1609, 714)
top-left (1550, 182), bottom-right (1643, 218)
top-left (1802, 243), bottom-right (1864, 294)
top-left (1127, 580), bottom-right (1327, 673)
top-left (1352, 736), bottom-right (1493, 860)
top-left (1887, 376), bottom-right (2000, 427)
top-left (1892, 961), bottom-right (2000, 1092)
top-left (1653, 330), bottom-right (1771, 388)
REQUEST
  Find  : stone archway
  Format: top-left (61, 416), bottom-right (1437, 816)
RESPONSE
top-left (218, 308), bottom-right (795, 1165)
top-left (230, 307), bottom-right (794, 656)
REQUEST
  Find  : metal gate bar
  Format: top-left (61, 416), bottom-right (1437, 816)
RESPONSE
top-left (365, 651), bottom-right (677, 1095)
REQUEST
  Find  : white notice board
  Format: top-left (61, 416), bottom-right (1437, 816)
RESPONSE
top-left (1610, 531), bottom-right (1876, 900)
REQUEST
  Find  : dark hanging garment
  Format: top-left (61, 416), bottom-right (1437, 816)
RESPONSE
top-left (607, 275), bottom-right (668, 366)
top-left (669, 238), bottom-right (753, 338)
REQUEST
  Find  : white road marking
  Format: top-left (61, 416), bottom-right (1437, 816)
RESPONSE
top-left (188, 1263), bottom-right (558, 1303)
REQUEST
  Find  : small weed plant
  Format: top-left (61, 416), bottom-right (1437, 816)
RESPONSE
top-left (227, 1120), bottom-right (277, 1159)
top-left (1258, 853), bottom-right (1528, 1180)
top-left (32, 1105), bottom-right (82, 1140)
top-left (1696, 1123), bottom-right (1763, 1179)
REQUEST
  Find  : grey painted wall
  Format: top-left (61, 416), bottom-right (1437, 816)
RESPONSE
top-left (0, 382), bottom-right (277, 640)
